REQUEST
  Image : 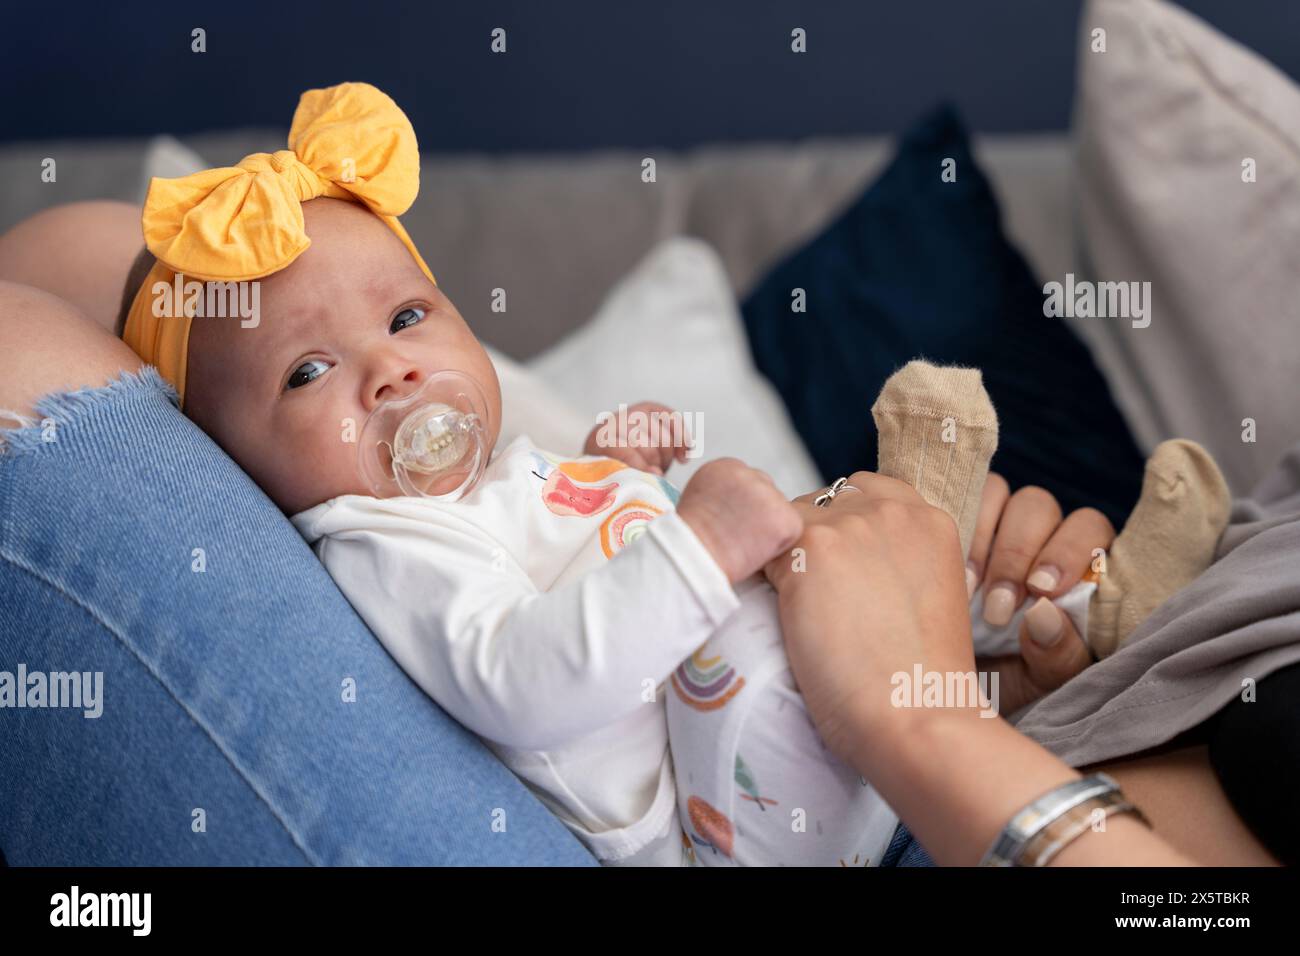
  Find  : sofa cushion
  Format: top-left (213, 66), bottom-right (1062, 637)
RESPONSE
top-left (1073, 0), bottom-right (1300, 494)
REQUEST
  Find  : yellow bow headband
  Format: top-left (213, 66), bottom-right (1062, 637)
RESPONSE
top-left (122, 82), bottom-right (435, 404)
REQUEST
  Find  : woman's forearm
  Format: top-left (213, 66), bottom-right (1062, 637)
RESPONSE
top-left (853, 706), bottom-right (1194, 866)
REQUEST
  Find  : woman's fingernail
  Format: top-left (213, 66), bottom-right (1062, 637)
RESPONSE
top-left (983, 583), bottom-right (1017, 627)
top-left (965, 563), bottom-right (979, 599)
top-left (1026, 597), bottom-right (1064, 647)
top-left (1027, 564), bottom-right (1062, 593)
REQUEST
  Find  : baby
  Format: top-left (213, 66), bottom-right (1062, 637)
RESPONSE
top-left (119, 84), bottom-right (1231, 866)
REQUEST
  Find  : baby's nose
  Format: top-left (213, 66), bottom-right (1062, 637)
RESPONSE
top-left (369, 367), bottom-right (424, 409)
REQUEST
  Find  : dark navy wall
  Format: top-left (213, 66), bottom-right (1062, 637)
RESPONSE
top-left (4, 0), bottom-right (1298, 147)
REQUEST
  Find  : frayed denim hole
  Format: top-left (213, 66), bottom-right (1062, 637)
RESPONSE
top-left (0, 366), bottom-right (178, 457)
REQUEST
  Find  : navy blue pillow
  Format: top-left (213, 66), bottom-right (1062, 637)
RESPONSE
top-left (741, 105), bottom-right (1143, 529)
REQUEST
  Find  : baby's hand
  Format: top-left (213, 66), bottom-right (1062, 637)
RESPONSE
top-left (677, 459), bottom-right (803, 584)
top-left (584, 401), bottom-right (693, 475)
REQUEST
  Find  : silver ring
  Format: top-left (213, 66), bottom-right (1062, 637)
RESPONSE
top-left (813, 476), bottom-right (859, 507)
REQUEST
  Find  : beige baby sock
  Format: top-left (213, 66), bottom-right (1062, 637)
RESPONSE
top-left (1088, 439), bottom-right (1231, 658)
top-left (871, 360), bottom-right (999, 560)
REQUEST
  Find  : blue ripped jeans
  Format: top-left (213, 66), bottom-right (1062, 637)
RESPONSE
top-left (0, 367), bottom-right (595, 865)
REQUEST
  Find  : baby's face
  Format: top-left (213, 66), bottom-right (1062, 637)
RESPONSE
top-left (184, 197), bottom-right (502, 515)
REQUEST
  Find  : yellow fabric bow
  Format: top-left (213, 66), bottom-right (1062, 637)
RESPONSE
top-left (122, 82), bottom-right (435, 404)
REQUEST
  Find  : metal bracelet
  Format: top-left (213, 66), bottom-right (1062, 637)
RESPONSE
top-left (979, 773), bottom-right (1122, 867)
top-left (1020, 791), bottom-right (1150, 867)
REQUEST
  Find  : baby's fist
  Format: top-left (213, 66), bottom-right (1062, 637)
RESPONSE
top-left (677, 459), bottom-right (802, 583)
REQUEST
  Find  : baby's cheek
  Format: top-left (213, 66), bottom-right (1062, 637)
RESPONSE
top-left (313, 415), bottom-right (366, 494)
top-left (260, 418), bottom-right (363, 512)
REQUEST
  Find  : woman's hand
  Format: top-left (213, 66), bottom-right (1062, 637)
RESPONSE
top-left (763, 471), bottom-right (976, 765)
top-left (968, 476), bottom-right (1116, 713)
top-left (761, 472), bottom-right (1187, 865)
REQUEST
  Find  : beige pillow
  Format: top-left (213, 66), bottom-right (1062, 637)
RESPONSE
top-left (1073, 0), bottom-right (1300, 493)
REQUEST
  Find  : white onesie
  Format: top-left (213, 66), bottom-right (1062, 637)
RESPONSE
top-left (292, 436), bottom-right (735, 864)
top-left (291, 435), bottom-right (1093, 866)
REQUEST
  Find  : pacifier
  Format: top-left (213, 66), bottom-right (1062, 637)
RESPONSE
top-left (358, 370), bottom-right (491, 501)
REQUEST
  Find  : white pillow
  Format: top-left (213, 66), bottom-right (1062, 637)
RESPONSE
top-left (486, 344), bottom-right (594, 454)
top-left (528, 237), bottom-right (822, 497)
top-left (1074, 0), bottom-right (1300, 493)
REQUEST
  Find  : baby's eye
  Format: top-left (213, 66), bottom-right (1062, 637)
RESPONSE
top-left (390, 306), bottom-right (425, 334)
top-left (286, 358), bottom-right (330, 390)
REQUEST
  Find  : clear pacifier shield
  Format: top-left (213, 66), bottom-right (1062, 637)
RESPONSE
top-left (358, 371), bottom-right (490, 500)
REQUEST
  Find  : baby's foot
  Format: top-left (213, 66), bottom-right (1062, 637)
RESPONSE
top-left (871, 360), bottom-right (999, 559)
top-left (1087, 439), bottom-right (1231, 657)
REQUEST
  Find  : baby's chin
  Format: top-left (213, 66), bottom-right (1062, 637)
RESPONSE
top-left (272, 475), bottom-right (371, 517)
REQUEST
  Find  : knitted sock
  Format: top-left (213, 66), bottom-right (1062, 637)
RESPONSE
top-left (1088, 439), bottom-right (1231, 657)
top-left (871, 361), bottom-right (999, 560)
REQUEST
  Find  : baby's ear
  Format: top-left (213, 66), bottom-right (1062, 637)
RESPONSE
top-left (115, 245), bottom-right (156, 337)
